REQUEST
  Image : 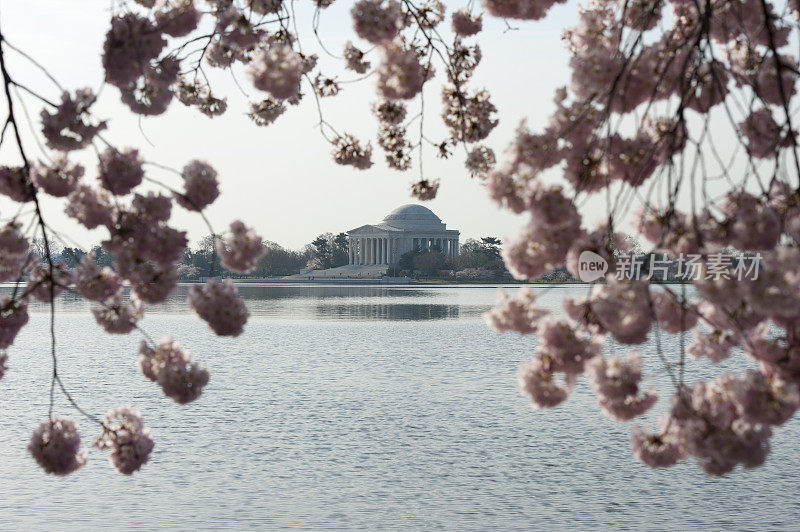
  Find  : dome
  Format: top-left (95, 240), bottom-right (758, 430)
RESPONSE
top-left (383, 204), bottom-right (441, 222)
top-left (382, 204), bottom-right (445, 231)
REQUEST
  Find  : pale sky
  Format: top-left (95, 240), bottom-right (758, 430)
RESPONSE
top-left (0, 1), bottom-right (602, 251)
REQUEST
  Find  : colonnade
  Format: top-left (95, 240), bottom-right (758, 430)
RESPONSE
top-left (348, 236), bottom-right (459, 265)
top-left (412, 237), bottom-right (459, 260)
top-left (349, 237), bottom-right (399, 265)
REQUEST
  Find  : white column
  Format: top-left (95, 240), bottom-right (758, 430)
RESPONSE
top-left (383, 238), bottom-right (388, 264)
top-left (362, 238), bottom-right (366, 265)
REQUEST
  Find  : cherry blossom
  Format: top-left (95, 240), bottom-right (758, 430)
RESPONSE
top-left (410, 178), bottom-right (439, 200)
top-left (65, 184), bottom-right (114, 229)
top-left (138, 337), bottom-right (209, 404)
top-left (0, 295), bottom-right (28, 350)
top-left (92, 293), bottom-right (144, 335)
top-left (332, 134), bottom-right (373, 169)
top-left (216, 220), bottom-right (265, 274)
top-left (31, 156), bottom-right (83, 198)
top-left (482, 0), bottom-right (566, 20)
top-left (176, 160), bottom-right (219, 211)
top-left (518, 357), bottom-right (574, 409)
top-left (28, 417), bottom-right (87, 476)
top-left (94, 406), bottom-right (154, 475)
top-left (484, 287), bottom-right (548, 334)
top-left (0, 165), bottom-right (34, 203)
top-left (344, 41), bottom-right (371, 74)
top-left (40, 89), bottom-right (106, 151)
top-left (188, 279), bottom-right (249, 336)
top-left (451, 8), bottom-right (482, 36)
top-left (376, 42), bottom-right (426, 101)
top-left (248, 43), bottom-right (303, 100)
top-left (26, 263), bottom-right (74, 303)
top-left (586, 352), bottom-right (657, 421)
top-left (102, 13), bottom-right (166, 88)
top-left (630, 420), bottom-right (686, 468)
top-left (535, 318), bottom-right (600, 374)
top-left (652, 290), bottom-right (698, 334)
top-left (739, 108), bottom-right (793, 159)
top-left (154, 0), bottom-right (201, 37)
top-left (75, 254), bottom-right (122, 302)
top-left (351, 0), bottom-right (402, 44)
top-left (0, 221), bottom-right (29, 282)
top-left (97, 147), bottom-right (145, 196)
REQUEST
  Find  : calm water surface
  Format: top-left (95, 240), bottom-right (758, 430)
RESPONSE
top-left (0, 284), bottom-right (798, 530)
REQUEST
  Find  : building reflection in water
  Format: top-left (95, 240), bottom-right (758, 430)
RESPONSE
top-left (1, 283), bottom-right (494, 321)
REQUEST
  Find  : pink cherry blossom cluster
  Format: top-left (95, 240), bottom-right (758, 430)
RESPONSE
top-left (343, 41), bottom-right (371, 74)
top-left (468, 0), bottom-right (800, 476)
top-left (94, 406), bottom-right (155, 475)
top-left (483, 287), bottom-right (547, 335)
top-left (0, 221), bottom-right (29, 282)
top-left (31, 156), bottom-right (84, 197)
top-left (139, 337), bottom-right (209, 404)
top-left (332, 134), bottom-right (374, 170)
top-left (28, 416), bottom-right (88, 476)
top-left (0, 295), bottom-right (28, 350)
top-left (351, 0), bottom-right (403, 44)
top-left (216, 220), bottom-right (266, 274)
top-left (410, 178), bottom-right (440, 201)
top-left (88, 0), bottom-right (505, 193)
top-left (188, 279), bottom-right (249, 336)
top-left (0, 10), bottom-right (286, 475)
top-left (40, 89), bottom-right (107, 151)
top-left (586, 352), bottom-right (657, 421)
top-left (451, 8), bottom-right (482, 37)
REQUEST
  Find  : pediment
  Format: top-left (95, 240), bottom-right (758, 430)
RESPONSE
top-left (347, 224), bottom-right (384, 234)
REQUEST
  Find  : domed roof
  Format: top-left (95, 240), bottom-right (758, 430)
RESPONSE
top-left (383, 204), bottom-right (441, 222)
top-left (381, 204), bottom-right (446, 231)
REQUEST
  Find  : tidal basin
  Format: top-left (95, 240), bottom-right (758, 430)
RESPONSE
top-left (1, 284), bottom-right (799, 530)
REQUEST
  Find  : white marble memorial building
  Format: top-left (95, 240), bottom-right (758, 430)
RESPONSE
top-left (347, 205), bottom-right (460, 267)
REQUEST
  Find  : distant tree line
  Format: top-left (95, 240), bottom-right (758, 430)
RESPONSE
top-left (29, 234), bottom-right (519, 281)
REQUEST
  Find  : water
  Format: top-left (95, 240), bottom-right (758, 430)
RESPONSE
top-left (1, 284), bottom-right (799, 530)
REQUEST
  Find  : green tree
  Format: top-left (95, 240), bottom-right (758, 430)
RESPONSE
top-left (456, 237), bottom-right (506, 275)
top-left (58, 247), bottom-right (86, 268)
top-left (253, 241), bottom-right (307, 276)
top-left (399, 250), bottom-right (419, 271)
top-left (413, 250), bottom-right (446, 276)
top-left (331, 232), bottom-right (350, 267)
top-left (480, 237), bottom-right (502, 260)
top-left (311, 234), bottom-right (331, 268)
top-left (91, 245), bottom-right (115, 269)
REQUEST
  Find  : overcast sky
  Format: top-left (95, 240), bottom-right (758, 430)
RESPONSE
top-left (0, 1), bottom-right (591, 250)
